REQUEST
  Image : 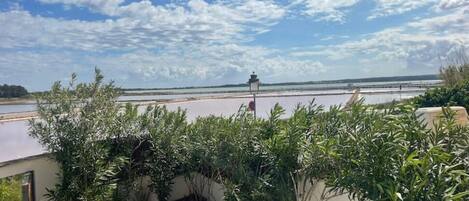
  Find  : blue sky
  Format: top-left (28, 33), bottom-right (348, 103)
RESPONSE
top-left (0, 0), bottom-right (468, 91)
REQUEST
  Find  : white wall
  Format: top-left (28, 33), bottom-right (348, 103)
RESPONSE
top-left (296, 178), bottom-right (352, 201)
top-left (0, 154), bottom-right (59, 201)
top-left (129, 173), bottom-right (225, 201)
top-left (416, 106), bottom-right (469, 130)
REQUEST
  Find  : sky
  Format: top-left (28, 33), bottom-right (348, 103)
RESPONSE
top-left (0, 0), bottom-right (468, 91)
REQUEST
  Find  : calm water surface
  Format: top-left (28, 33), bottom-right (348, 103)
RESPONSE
top-left (117, 93), bottom-right (239, 102)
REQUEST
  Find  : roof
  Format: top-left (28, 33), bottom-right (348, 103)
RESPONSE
top-left (0, 119), bottom-right (46, 163)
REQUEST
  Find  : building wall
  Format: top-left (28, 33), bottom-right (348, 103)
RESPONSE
top-left (0, 154), bottom-right (59, 201)
top-left (138, 173), bottom-right (351, 201)
top-left (0, 157), bottom-right (351, 201)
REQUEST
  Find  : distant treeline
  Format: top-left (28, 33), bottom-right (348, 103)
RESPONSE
top-left (0, 84), bottom-right (28, 98)
top-left (123, 74), bottom-right (439, 91)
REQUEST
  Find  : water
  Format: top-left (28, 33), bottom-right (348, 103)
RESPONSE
top-left (0, 104), bottom-right (36, 114)
top-left (0, 90), bottom-right (423, 163)
top-left (165, 94), bottom-right (352, 120)
top-left (117, 93), bottom-right (240, 102)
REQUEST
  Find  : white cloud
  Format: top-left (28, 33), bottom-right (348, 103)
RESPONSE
top-left (0, 44), bottom-right (325, 90)
top-left (368, 0), bottom-right (437, 20)
top-left (435, 0), bottom-right (469, 11)
top-left (94, 44), bottom-right (325, 81)
top-left (38, 0), bottom-right (124, 15)
top-left (1, 0), bottom-right (319, 89)
top-left (409, 7), bottom-right (469, 34)
top-left (0, 0), bottom-right (285, 51)
top-left (290, 6), bottom-right (469, 75)
top-left (2, 0), bottom-right (468, 89)
top-left (291, 0), bottom-right (360, 22)
top-left (293, 0), bottom-right (467, 21)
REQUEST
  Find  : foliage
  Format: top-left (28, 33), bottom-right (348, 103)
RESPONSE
top-left (187, 106), bottom-right (271, 201)
top-left (395, 108), bottom-right (469, 200)
top-left (0, 175), bottom-right (22, 201)
top-left (29, 69), bottom-right (135, 201)
top-left (186, 101), bottom-right (469, 201)
top-left (413, 80), bottom-right (469, 111)
top-left (306, 102), bottom-right (469, 201)
top-left (438, 48), bottom-right (469, 86)
top-left (31, 71), bottom-right (469, 201)
top-left (0, 84), bottom-right (28, 98)
top-left (416, 52), bottom-right (469, 110)
top-left (141, 105), bottom-right (189, 201)
top-left (440, 64), bottom-right (469, 86)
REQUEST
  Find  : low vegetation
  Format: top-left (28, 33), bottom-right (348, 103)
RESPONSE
top-left (413, 55), bottom-right (469, 111)
top-left (439, 52), bottom-right (469, 87)
top-left (413, 80), bottom-right (469, 111)
top-left (29, 71), bottom-right (469, 201)
top-left (439, 63), bottom-right (469, 86)
top-left (0, 175), bottom-right (22, 201)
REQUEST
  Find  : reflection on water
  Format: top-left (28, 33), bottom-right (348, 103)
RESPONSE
top-left (0, 91), bottom-right (422, 163)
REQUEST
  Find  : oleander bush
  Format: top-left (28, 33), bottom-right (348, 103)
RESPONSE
top-left (413, 80), bottom-right (469, 111)
top-left (30, 70), bottom-right (133, 201)
top-left (414, 56), bottom-right (469, 111)
top-left (30, 71), bottom-right (469, 201)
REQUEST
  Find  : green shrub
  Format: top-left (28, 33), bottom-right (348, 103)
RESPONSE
top-left (29, 70), bottom-right (136, 201)
top-left (31, 72), bottom-right (469, 201)
top-left (413, 80), bottom-right (469, 111)
top-left (142, 105), bottom-right (188, 201)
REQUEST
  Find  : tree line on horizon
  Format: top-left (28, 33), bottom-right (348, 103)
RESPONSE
top-left (0, 84), bottom-right (28, 98)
